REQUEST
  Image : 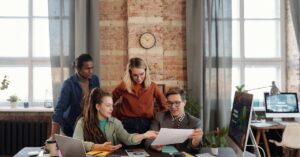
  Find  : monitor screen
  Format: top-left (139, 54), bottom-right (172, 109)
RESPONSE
top-left (264, 92), bottom-right (300, 118)
top-left (227, 92), bottom-right (254, 156)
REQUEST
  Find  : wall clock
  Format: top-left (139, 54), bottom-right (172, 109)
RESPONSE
top-left (139, 32), bottom-right (156, 49)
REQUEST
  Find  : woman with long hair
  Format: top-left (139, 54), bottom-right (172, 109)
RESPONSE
top-left (73, 87), bottom-right (157, 151)
top-left (112, 57), bottom-right (167, 147)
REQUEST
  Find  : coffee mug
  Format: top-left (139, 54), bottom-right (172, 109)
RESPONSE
top-left (46, 140), bottom-right (58, 156)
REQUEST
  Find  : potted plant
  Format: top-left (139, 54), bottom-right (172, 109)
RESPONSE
top-left (235, 84), bottom-right (245, 93)
top-left (7, 94), bottom-right (20, 108)
top-left (203, 127), bottom-right (228, 155)
top-left (185, 89), bottom-right (201, 118)
top-left (0, 75), bottom-right (9, 90)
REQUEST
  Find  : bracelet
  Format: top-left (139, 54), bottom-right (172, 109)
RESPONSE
top-left (91, 144), bottom-right (95, 150)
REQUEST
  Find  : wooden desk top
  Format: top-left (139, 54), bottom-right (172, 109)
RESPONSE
top-left (14, 147), bottom-right (237, 157)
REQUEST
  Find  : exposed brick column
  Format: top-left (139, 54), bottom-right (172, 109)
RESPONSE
top-left (162, 0), bottom-right (187, 89)
top-left (99, 0), bottom-right (128, 91)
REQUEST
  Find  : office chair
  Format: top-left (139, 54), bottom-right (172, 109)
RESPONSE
top-left (269, 123), bottom-right (300, 157)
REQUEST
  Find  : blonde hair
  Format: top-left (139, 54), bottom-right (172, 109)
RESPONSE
top-left (123, 57), bottom-right (151, 93)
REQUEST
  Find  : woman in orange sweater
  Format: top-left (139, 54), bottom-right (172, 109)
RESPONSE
top-left (112, 57), bottom-right (167, 147)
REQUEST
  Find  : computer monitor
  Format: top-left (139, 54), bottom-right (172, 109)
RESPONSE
top-left (264, 92), bottom-right (300, 119)
top-left (227, 92), bottom-right (260, 157)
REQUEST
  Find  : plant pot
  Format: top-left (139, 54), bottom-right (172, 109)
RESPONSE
top-left (211, 147), bottom-right (218, 156)
top-left (10, 102), bottom-right (17, 108)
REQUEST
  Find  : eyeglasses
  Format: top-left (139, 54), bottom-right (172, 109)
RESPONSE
top-left (166, 101), bottom-right (182, 107)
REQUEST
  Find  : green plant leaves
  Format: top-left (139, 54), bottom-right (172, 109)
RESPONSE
top-left (0, 75), bottom-right (9, 90)
top-left (203, 127), bottom-right (228, 147)
top-left (185, 89), bottom-right (201, 118)
top-left (235, 84), bottom-right (245, 92)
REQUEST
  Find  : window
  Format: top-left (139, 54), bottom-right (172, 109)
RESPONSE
top-left (0, 0), bottom-right (53, 107)
top-left (231, 0), bottom-right (285, 108)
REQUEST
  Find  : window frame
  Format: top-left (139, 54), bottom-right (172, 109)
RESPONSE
top-left (0, 0), bottom-right (51, 107)
top-left (232, 0), bottom-right (286, 104)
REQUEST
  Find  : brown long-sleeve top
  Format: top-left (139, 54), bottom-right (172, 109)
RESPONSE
top-left (112, 82), bottom-right (167, 120)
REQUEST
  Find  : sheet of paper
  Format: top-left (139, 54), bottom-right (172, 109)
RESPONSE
top-left (151, 128), bottom-right (193, 145)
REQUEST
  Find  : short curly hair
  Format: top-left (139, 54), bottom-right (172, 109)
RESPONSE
top-left (165, 87), bottom-right (186, 101)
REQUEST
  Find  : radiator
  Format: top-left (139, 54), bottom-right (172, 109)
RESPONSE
top-left (0, 121), bottom-right (48, 156)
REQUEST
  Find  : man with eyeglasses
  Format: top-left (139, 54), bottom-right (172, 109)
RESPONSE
top-left (145, 87), bottom-right (203, 153)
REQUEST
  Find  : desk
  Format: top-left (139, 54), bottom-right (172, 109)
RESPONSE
top-left (251, 123), bottom-right (285, 157)
top-left (14, 147), bottom-right (237, 157)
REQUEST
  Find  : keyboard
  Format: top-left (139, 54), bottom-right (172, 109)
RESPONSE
top-left (265, 121), bottom-right (280, 125)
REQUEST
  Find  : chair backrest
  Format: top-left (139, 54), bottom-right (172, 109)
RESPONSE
top-left (281, 123), bottom-right (300, 149)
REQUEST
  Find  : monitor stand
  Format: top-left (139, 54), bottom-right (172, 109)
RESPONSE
top-left (272, 117), bottom-right (283, 123)
top-left (245, 128), bottom-right (261, 157)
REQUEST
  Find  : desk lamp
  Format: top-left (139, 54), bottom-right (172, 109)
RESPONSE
top-left (245, 81), bottom-right (280, 96)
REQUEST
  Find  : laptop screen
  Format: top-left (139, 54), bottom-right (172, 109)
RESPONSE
top-left (54, 134), bottom-right (88, 157)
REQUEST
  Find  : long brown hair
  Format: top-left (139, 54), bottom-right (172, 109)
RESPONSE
top-left (83, 87), bottom-right (111, 143)
top-left (123, 57), bottom-right (151, 93)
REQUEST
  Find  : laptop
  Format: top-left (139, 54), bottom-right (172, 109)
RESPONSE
top-left (54, 134), bottom-right (94, 157)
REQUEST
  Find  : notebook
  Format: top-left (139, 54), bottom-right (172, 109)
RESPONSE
top-left (125, 148), bottom-right (149, 156)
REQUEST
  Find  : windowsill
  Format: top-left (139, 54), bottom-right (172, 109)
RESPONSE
top-left (0, 107), bottom-right (53, 112)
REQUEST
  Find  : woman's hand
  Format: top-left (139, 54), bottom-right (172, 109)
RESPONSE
top-left (92, 142), bottom-right (122, 151)
top-left (143, 130), bottom-right (158, 139)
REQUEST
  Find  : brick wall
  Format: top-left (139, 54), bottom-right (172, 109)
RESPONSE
top-left (99, 0), bottom-right (300, 95)
top-left (99, 0), bottom-right (186, 92)
top-left (99, 0), bottom-right (128, 91)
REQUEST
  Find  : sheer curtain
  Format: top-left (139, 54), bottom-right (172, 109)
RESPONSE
top-left (186, 0), bottom-right (232, 132)
top-left (48, 0), bottom-right (99, 106)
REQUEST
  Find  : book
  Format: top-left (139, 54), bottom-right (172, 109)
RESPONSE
top-left (87, 150), bottom-right (111, 157)
top-left (125, 148), bottom-right (150, 156)
top-left (195, 153), bottom-right (215, 157)
top-left (182, 152), bottom-right (194, 157)
top-left (161, 146), bottom-right (178, 154)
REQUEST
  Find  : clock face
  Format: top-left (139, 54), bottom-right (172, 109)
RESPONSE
top-left (139, 32), bottom-right (156, 49)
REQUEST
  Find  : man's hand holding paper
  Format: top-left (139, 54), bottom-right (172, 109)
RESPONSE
top-left (151, 128), bottom-right (194, 145)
